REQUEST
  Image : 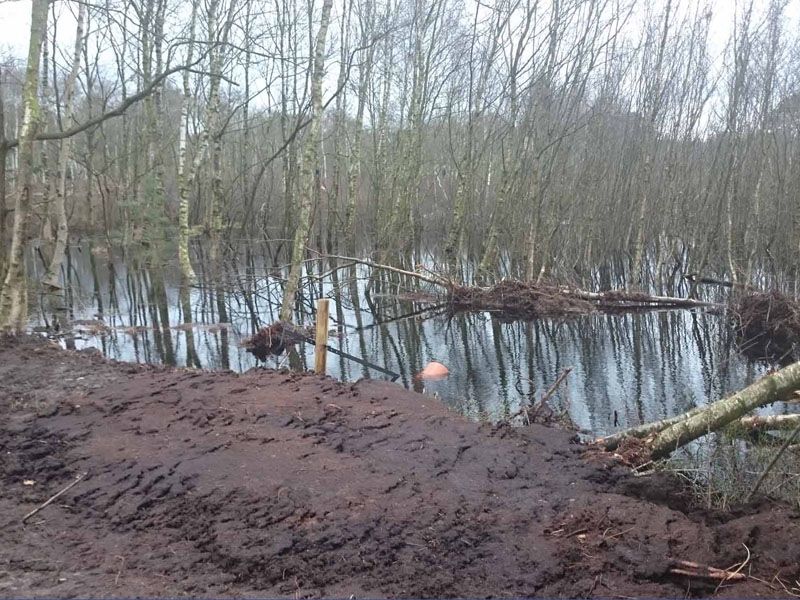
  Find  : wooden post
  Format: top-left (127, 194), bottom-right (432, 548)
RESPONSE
top-left (314, 298), bottom-right (329, 375)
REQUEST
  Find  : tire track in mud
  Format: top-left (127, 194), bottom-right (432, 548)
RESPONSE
top-left (2, 335), bottom-right (800, 598)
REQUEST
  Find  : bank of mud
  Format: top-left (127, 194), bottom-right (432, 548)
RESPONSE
top-left (1, 335), bottom-right (799, 598)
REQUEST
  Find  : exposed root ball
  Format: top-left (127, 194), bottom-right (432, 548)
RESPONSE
top-left (733, 291), bottom-right (800, 364)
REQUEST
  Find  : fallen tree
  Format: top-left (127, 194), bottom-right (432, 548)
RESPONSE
top-left (601, 393), bottom-right (800, 452)
top-left (447, 281), bottom-right (716, 318)
top-left (600, 361), bottom-right (800, 460)
top-left (287, 255), bottom-right (716, 319)
top-left (738, 413), bottom-right (800, 432)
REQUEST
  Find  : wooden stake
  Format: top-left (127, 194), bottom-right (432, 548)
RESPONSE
top-left (315, 298), bottom-right (329, 375)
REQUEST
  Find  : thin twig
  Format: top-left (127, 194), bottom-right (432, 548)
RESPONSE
top-left (505, 367), bottom-right (573, 424)
top-left (669, 559), bottom-right (747, 581)
top-left (747, 421), bottom-right (800, 501)
top-left (312, 253), bottom-right (451, 288)
top-left (22, 472), bottom-right (87, 523)
top-left (529, 367), bottom-right (573, 421)
top-left (714, 544), bottom-right (751, 594)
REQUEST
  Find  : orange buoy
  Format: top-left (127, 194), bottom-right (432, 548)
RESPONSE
top-left (418, 361), bottom-right (449, 381)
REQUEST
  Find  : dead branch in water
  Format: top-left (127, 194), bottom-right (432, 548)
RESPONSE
top-left (505, 368), bottom-right (573, 425)
top-left (528, 367), bottom-right (574, 423)
top-left (313, 254), bottom-right (452, 288)
top-left (746, 421), bottom-right (800, 501)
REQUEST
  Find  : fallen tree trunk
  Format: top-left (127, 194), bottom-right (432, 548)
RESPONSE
top-left (599, 404), bottom-right (711, 451)
top-left (566, 289), bottom-right (717, 310)
top-left (601, 399), bottom-right (800, 451)
top-left (649, 361), bottom-right (800, 459)
top-left (738, 414), bottom-right (800, 432)
top-left (448, 280), bottom-right (716, 318)
top-left (301, 258), bottom-right (718, 319)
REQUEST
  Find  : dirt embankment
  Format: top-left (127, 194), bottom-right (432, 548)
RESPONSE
top-left (1, 336), bottom-right (799, 598)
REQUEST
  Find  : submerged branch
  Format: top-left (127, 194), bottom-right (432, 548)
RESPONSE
top-left (314, 254), bottom-right (452, 288)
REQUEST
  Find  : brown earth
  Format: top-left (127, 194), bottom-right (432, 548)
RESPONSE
top-left (1, 335), bottom-right (799, 598)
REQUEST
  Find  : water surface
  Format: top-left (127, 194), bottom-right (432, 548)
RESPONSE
top-left (31, 246), bottom-right (773, 437)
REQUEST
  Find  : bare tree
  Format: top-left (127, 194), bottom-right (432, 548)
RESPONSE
top-left (0, 0), bottom-right (49, 331)
top-left (280, 0), bottom-right (334, 321)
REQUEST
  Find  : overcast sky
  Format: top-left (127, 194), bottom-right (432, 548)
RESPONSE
top-left (1, 0), bottom-right (799, 96)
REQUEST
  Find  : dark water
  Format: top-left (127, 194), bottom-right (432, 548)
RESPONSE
top-left (30, 245), bottom-right (773, 437)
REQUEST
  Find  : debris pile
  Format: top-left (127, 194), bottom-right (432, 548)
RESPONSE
top-left (446, 280), bottom-right (709, 319)
top-left (242, 321), bottom-right (312, 361)
top-left (733, 290), bottom-right (800, 364)
top-left (447, 280), bottom-right (594, 318)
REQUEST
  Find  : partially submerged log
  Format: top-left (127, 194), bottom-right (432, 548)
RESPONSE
top-left (309, 256), bottom-right (715, 319)
top-left (601, 360), bottom-right (800, 460)
top-left (447, 280), bottom-right (715, 319)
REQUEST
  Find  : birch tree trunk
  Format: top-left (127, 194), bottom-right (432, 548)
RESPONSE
top-left (208, 0), bottom-right (239, 273)
top-left (344, 0), bottom-right (374, 253)
top-left (177, 0), bottom-right (200, 282)
top-left (279, 0), bottom-right (333, 322)
top-left (649, 360), bottom-right (800, 459)
top-left (42, 2), bottom-right (85, 289)
top-left (0, 0), bottom-right (48, 332)
top-left (0, 68), bottom-right (7, 279)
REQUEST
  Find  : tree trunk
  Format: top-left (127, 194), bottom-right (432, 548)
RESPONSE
top-left (0, 69), bottom-right (7, 280)
top-left (177, 0), bottom-right (200, 282)
top-left (0, 0), bottom-right (48, 332)
top-left (649, 361), bottom-right (800, 459)
top-left (739, 413), bottom-right (800, 432)
top-left (42, 2), bottom-right (85, 289)
top-left (279, 0), bottom-right (334, 322)
top-left (344, 0), bottom-right (374, 253)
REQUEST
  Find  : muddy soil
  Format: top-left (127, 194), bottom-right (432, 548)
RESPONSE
top-left (1, 335), bottom-right (799, 598)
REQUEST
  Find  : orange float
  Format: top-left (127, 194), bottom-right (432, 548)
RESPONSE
top-left (418, 361), bottom-right (449, 381)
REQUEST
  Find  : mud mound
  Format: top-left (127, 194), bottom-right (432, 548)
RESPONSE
top-left (733, 291), bottom-right (800, 363)
top-left (2, 336), bottom-right (799, 598)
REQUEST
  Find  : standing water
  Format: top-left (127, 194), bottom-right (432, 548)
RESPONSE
top-left (30, 244), bottom-right (772, 437)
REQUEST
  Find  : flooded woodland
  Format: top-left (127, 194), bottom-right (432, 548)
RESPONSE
top-left (3, 0), bottom-right (800, 596)
top-left (31, 242), bottom-right (772, 436)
